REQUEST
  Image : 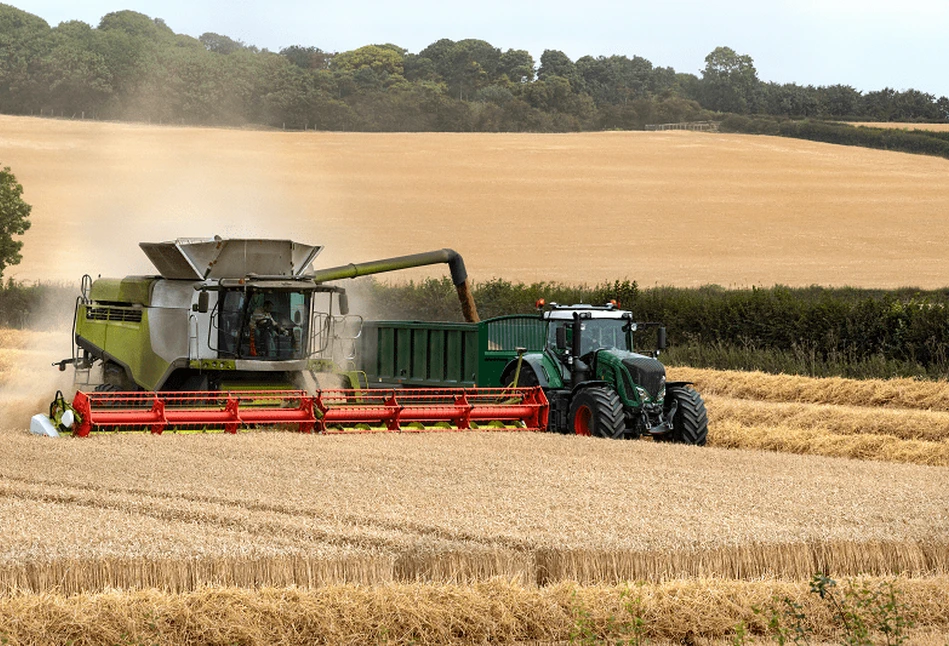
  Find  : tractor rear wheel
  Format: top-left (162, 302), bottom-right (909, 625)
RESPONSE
top-left (568, 386), bottom-right (625, 439)
top-left (663, 385), bottom-right (708, 445)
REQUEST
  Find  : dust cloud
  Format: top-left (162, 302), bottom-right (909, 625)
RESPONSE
top-left (0, 328), bottom-right (73, 432)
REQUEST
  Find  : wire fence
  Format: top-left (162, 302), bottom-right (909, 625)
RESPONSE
top-left (644, 120), bottom-right (720, 132)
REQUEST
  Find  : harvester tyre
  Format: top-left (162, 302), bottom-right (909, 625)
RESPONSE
top-left (664, 385), bottom-right (708, 445)
top-left (92, 382), bottom-right (125, 409)
top-left (568, 386), bottom-right (625, 439)
top-left (505, 364), bottom-right (539, 389)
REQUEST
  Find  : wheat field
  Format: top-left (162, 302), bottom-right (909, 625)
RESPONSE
top-left (3, 114), bottom-right (949, 289)
top-left (3, 327), bottom-right (949, 597)
top-left (4, 115), bottom-right (949, 642)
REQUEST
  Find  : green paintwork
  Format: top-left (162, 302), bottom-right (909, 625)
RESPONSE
top-left (358, 314), bottom-right (551, 388)
top-left (75, 304), bottom-right (170, 390)
top-left (593, 351), bottom-right (644, 407)
top-left (88, 277), bottom-right (158, 305)
top-left (360, 320), bottom-right (480, 387)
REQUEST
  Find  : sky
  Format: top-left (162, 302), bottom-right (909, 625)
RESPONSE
top-left (9, 0), bottom-right (949, 98)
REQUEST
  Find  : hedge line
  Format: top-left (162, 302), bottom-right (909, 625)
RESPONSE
top-left (352, 278), bottom-right (949, 379)
top-left (721, 115), bottom-right (949, 160)
top-left (5, 278), bottom-right (949, 379)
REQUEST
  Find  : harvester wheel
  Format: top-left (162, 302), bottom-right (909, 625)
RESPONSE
top-left (663, 385), bottom-right (708, 445)
top-left (568, 386), bottom-right (624, 439)
top-left (93, 382), bottom-right (124, 408)
top-left (505, 365), bottom-right (539, 389)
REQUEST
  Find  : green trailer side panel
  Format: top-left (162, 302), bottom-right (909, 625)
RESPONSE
top-left (358, 321), bottom-right (479, 387)
top-left (358, 316), bottom-right (547, 389)
top-left (428, 330), bottom-right (446, 382)
top-left (477, 315), bottom-right (547, 387)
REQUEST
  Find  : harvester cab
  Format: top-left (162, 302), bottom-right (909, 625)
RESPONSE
top-left (501, 302), bottom-right (708, 443)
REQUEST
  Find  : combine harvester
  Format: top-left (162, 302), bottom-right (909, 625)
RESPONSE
top-left (32, 237), bottom-right (545, 437)
top-left (31, 236), bottom-right (706, 444)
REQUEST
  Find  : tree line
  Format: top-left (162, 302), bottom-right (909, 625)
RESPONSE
top-left (1, 5), bottom-right (947, 132)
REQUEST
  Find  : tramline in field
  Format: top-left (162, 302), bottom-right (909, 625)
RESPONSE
top-left (30, 236), bottom-right (705, 443)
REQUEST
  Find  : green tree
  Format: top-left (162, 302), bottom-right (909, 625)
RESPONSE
top-left (700, 46), bottom-right (760, 114)
top-left (199, 32), bottom-right (249, 55)
top-left (419, 38), bottom-right (500, 100)
top-left (498, 48), bottom-right (534, 83)
top-left (279, 45), bottom-right (332, 70)
top-left (37, 21), bottom-right (112, 116)
top-left (819, 84), bottom-right (861, 118)
top-left (332, 44), bottom-right (404, 76)
top-left (0, 165), bottom-right (31, 279)
top-left (0, 4), bottom-right (52, 113)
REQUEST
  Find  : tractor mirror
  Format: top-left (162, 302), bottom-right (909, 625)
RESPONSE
top-left (657, 327), bottom-right (667, 351)
top-left (338, 291), bottom-right (350, 316)
top-left (195, 291), bottom-right (209, 313)
top-left (555, 325), bottom-right (567, 350)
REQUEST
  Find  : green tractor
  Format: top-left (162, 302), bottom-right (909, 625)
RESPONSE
top-left (498, 303), bottom-right (708, 443)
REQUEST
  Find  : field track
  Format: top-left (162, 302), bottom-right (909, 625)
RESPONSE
top-left (3, 114), bottom-right (949, 288)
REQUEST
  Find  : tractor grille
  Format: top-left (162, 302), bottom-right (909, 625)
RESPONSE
top-left (85, 306), bottom-right (143, 323)
top-left (622, 356), bottom-right (666, 399)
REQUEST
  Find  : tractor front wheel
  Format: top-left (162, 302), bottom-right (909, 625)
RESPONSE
top-left (663, 385), bottom-right (708, 445)
top-left (568, 386), bottom-right (625, 439)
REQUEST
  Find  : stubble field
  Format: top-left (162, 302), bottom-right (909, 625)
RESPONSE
top-left (2, 115), bottom-right (949, 643)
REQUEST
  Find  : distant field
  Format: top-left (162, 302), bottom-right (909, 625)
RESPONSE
top-left (847, 121), bottom-right (949, 132)
top-left (3, 114), bottom-right (949, 288)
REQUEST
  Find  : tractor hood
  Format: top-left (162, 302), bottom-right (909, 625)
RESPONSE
top-left (612, 350), bottom-right (666, 400)
top-left (140, 237), bottom-right (323, 280)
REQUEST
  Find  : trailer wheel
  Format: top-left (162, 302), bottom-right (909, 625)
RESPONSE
top-left (568, 386), bottom-right (625, 439)
top-left (663, 385), bottom-right (708, 445)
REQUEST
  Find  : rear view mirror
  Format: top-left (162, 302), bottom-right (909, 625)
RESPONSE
top-left (555, 325), bottom-right (567, 350)
top-left (194, 291), bottom-right (209, 313)
top-left (657, 327), bottom-right (667, 351)
top-left (338, 291), bottom-right (350, 316)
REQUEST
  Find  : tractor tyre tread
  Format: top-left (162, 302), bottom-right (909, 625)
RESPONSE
top-left (569, 386), bottom-right (625, 439)
top-left (665, 385), bottom-right (708, 445)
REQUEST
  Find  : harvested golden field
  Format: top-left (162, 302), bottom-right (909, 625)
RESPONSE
top-left (666, 366), bottom-right (949, 465)
top-left (4, 339), bottom-right (949, 640)
top-left (3, 329), bottom-right (949, 600)
top-left (3, 114), bottom-right (949, 288)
